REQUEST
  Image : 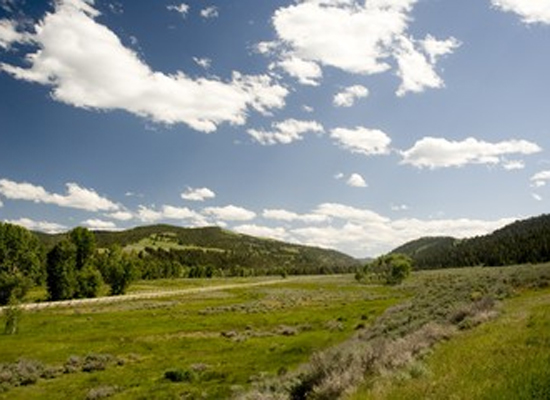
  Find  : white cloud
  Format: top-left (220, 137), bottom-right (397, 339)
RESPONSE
top-left (0, 19), bottom-right (30, 49)
top-left (202, 205), bottom-right (256, 221)
top-left (314, 203), bottom-right (390, 224)
top-left (532, 193), bottom-right (543, 201)
top-left (106, 210), bottom-right (134, 221)
top-left (421, 34), bottom-right (461, 64)
top-left (288, 203), bottom-right (515, 256)
top-left (531, 170), bottom-right (550, 187)
top-left (248, 119), bottom-right (324, 145)
top-left (201, 6), bottom-right (219, 19)
top-left (346, 173), bottom-right (367, 187)
top-left (492, 0), bottom-right (550, 24)
top-left (333, 85), bottom-right (369, 107)
top-left (502, 160), bottom-right (525, 170)
top-left (262, 208), bottom-right (328, 223)
top-left (82, 218), bottom-right (117, 230)
top-left (233, 224), bottom-right (288, 241)
top-left (0, 0), bottom-right (288, 133)
top-left (277, 56), bottom-right (323, 86)
top-left (266, 0), bottom-right (458, 95)
top-left (137, 205), bottom-right (207, 225)
top-left (193, 57), bottom-right (211, 69)
top-left (302, 105), bottom-right (314, 113)
top-left (401, 137), bottom-right (542, 169)
top-left (181, 187), bottom-right (216, 202)
top-left (167, 3), bottom-right (190, 17)
top-left (330, 127), bottom-right (391, 156)
top-left (395, 36), bottom-right (459, 96)
top-left (0, 179), bottom-right (119, 211)
top-left (5, 218), bottom-right (67, 234)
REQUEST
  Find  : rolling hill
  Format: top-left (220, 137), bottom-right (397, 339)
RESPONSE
top-left (36, 224), bottom-right (360, 276)
top-left (390, 214), bottom-right (550, 269)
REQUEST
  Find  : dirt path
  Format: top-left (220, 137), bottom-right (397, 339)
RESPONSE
top-left (1, 277), bottom-right (319, 311)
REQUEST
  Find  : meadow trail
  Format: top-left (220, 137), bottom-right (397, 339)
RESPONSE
top-left (2, 276), bottom-right (332, 312)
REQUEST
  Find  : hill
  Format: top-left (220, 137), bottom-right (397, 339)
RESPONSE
top-left (390, 214), bottom-right (550, 269)
top-left (36, 224), bottom-right (360, 276)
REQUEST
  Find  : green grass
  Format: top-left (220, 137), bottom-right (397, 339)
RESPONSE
top-left (349, 287), bottom-right (550, 400)
top-left (0, 275), bottom-right (398, 399)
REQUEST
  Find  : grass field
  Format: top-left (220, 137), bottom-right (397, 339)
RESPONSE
top-left (2, 264), bottom-right (549, 399)
top-left (0, 275), bottom-right (399, 399)
top-left (349, 287), bottom-right (550, 400)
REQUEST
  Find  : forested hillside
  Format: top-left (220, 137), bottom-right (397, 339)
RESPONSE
top-left (391, 214), bottom-right (550, 269)
top-left (38, 224), bottom-right (359, 277)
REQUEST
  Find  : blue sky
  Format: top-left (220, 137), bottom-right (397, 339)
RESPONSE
top-left (1, 0), bottom-right (549, 257)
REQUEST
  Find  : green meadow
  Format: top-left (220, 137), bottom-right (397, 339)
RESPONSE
top-left (2, 264), bottom-right (550, 399)
top-left (0, 276), bottom-right (398, 399)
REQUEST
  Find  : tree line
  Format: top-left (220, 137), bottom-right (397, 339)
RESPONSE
top-left (0, 223), bottom-right (358, 305)
top-left (0, 224), bottom-right (135, 305)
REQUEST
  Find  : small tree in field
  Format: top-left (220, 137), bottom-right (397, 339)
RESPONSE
top-left (366, 254), bottom-right (412, 285)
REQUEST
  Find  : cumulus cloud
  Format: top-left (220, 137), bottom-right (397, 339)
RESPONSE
top-left (333, 85), bottom-right (369, 107)
top-left (0, 0), bottom-right (288, 133)
top-left (265, 0), bottom-right (458, 95)
top-left (330, 127), bottom-right (391, 156)
top-left (395, 36), bottom-right (460, 96)
top-left (105, 210), bottom-right (134, 221)
top-left (82, 218), bottom-right (117, 230)
top-left (0, 19), bottom-right (30, 49)
top-left (401, 137), bottom-right (542, 169)
top-left (5, 218), bottom-right (67, 233)
top-left (346, 173), bottom-right (367, 187)
top-left (202, 205), bottom-right (256, 221)
top-left (532, 193), bottom-right (543, 201)
top-left (181, 187), bottom-right (216, 202)
top-left (233, 224), bottom-right (288, 241)
top-left (277, 56), bottom-right (323, 86)
top-left (248, 119), bottom-right (324, 145)
top-left (491, 0), bottom-right (550, 24)
top-left (167, 3), bottom-right (190, 17)
top-left (200, 6), bottom-right (219, 19)
top-left (0, 178), bottom-right (119, 211)
top-left (531, 170), bottom-right (550, 187)
top-left (285, 203), bottom-right (516, 256)
top-left (262, 208), bottom-right (328, 223)
top-left (137, 204), bottom-right (207, 225)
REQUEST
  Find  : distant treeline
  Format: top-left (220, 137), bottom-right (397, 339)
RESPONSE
top-left (391, 214), bottom-right (550, 269)
top-left (1, 223), bottom-right (359, 305)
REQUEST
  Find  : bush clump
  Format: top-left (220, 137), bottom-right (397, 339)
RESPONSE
top-left (164, 368), bottom-right (196, 383)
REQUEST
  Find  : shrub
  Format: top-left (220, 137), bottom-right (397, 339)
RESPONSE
top-left (86, 385), bottom-right (119, 400)
top-left (3, 301), bottom-right (22, 335)
top-left (164, 368), bottom-right (195, 382)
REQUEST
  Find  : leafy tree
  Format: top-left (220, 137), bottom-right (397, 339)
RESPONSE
top-left (46, 240), bottom-right (77, 301)
top-left (0, 223), bottom-right (44, 305)
top-left (366, 254), bottom-right (412, 285)
top-left (100, 245), bottom-right (134, 295)
top-left (69, 227), bottom-right (96, 270)
top-left (75, 264), bottom-right (103, 298)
